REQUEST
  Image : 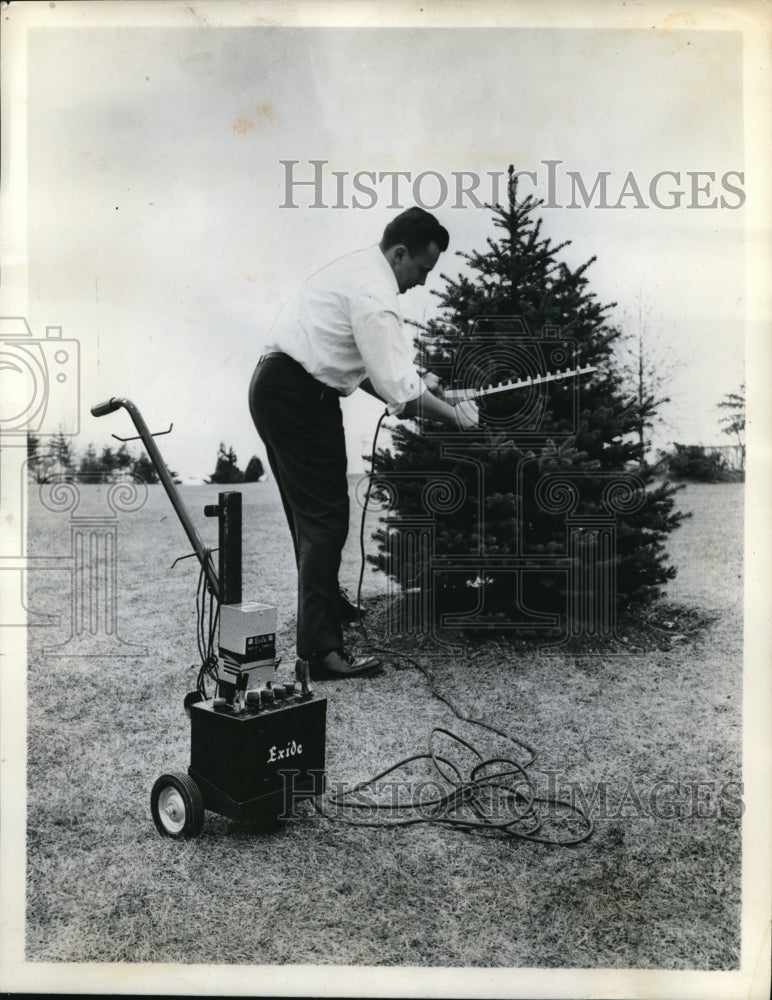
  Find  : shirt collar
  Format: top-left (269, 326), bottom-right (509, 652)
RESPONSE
top-left (370, 243), bottom-right (399, 293)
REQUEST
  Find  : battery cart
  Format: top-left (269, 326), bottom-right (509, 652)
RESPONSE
top-left (92, 397), bottom-right (326, 838)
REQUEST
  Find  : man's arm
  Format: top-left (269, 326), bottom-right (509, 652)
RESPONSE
top-left (402, 387), bottom-right (478, 430)
top-left (360, 378), bottom-right (478, 430)
top-left (359, 377), bottom-right (384, 401)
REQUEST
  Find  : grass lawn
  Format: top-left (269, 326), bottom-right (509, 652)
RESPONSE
top-left (22, 477), bottom-right (743, 971)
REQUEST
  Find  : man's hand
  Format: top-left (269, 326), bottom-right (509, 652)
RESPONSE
top-left (421, 372), bottom-right (444, 398)
top-left (453, 399), bottom-right (479, 431)
top-left (400, 387), bottom-right (479, 430)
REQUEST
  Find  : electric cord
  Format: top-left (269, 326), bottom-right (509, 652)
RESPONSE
top-left (314, 726), bottom-right (592, 845)
top-left (313, 643), bottom-right (593, 845)
top-left (193, 550), bottom-right (220, 699)
top-left (356, 407), bottom-right (389, 624)
top-left (322, 405), bottom-right (594, 846)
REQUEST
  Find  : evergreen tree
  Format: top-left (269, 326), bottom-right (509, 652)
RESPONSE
top-left (99, 445), bottom-right (117, 477)
top-left (208, 443), bottom-right (244, 484)
top-left (46, 429), bottom-right (75, 480)
top-left (26, 433), bottom-right (48, 482)
top-left (133, 453), bottom-right (160, 484)
top-left (370, 169), bottom-right (686, 625)
top-left (114, 442), bottom-right (134, 472)
top-left (243, 455), bottom-right (266, 482)
top-left (658, 443), bottom-right (728, 483)
top-left (27, 432), bottom-right (40, 464)
top-left (613, 296), bottom-right (682, 465)
top-left (717, 383), bottom-right (745, 473)
top-left (78, 442), bottom-right (106, 482)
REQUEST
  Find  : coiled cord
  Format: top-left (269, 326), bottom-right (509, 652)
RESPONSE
top-left (321, 407), bottom-right (594, 846)
top-left (315, 643), bottom-right (592, 845)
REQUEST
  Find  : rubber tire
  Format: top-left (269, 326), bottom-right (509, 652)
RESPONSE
top-left (150, 772), bottom-right (205, 839)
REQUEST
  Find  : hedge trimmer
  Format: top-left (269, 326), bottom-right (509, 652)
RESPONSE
top-left (443, 364), bottom-right (598, 404)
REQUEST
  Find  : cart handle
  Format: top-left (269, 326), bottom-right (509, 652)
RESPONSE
top-left (91, 397), bottom-right (124, 418)
top-left (91, 396), bottom-right (220, 599)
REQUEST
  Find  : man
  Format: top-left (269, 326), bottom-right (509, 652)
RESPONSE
top-left (249, 207), bottom-right (478, 680)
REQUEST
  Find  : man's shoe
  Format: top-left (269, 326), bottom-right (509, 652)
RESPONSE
top-left (307, 650), bottom-right (382, 680)
top-left (337, 588), bottom-right (364, 625)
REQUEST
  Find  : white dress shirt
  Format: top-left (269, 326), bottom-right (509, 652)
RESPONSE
top-left (265, 244), bottom-right (424, 415)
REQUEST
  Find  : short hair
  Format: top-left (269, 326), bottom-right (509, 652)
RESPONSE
top-left (380, 207), bottom-right (450, 255)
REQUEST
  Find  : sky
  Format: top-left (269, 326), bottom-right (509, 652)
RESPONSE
top-left (5, 5), bottom-right (752, 479)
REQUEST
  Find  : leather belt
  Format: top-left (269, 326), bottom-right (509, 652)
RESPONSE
top-left (258, 351), bottom-right (342, 402)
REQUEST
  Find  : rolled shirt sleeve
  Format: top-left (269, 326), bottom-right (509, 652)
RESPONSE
top-left (349, 287), bottom-right (423, 415)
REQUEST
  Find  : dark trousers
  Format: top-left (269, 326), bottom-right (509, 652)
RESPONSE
top-left (249, 353), bottom-right (349, 659)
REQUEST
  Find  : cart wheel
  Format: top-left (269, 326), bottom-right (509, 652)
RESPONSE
top-left (150, 772), bottom-right (205, 839)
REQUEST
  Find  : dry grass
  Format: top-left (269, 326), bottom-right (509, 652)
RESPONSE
top-left (24, 478), bottom-right (742, 968)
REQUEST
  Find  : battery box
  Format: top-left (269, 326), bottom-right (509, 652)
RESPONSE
top-left (188, 693), bottom-right (327, 822)
top-left (218, 601), bottom-right (278, 689)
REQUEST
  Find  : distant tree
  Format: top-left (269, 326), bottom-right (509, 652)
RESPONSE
top-left (208, 442), bottom-right (244, 484)
top-left (108, 442), bottom-right (179, 483)
top-left (79, 443), bottom-right (107, 482)
top-left (717, 383), bottom-right (745, 473)
top-left (114, 442), bottom-right (134, 472)
top-left (133, 453), bottom-right (160, 484)
top-left (243, 455), bottom-right (265, 482)
top-left (26, 433), bottom-right (49, 482)
top-left (129, 452), bottom-right (180, 484)
top-left (614, 296), bottom-right (683, 465)
top-left (658, 443), bottom-right (728, 483)
top-left (33, 437), bottom-right (177, 486)
top-left (27, 432), bottom-right (40, 463)
top-left (99, 445), bottom-right (117, 477)
top-left (46, 430), bottom-right (75, 480)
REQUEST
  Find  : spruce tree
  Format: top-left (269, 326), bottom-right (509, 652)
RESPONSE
top-left (114, 442), bottom-right (134, 473)
top-left (99, 445), bottom-right (117, 477)
top-left (133, 453), bottom-right (160, 484)
top-left (243, 455), bottom-right (265, 482)
top-left (370, 169), bottom-right (686, 629)
top-left (208, 443), bottom-right (244, 484)
top-left (47, 430), bottom-right (75, 480)
top-left (78, 443), bottom-right (106, 483)
top-left (27, 433), bottom-right (46, 482)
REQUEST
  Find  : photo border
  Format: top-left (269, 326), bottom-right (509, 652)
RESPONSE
top-left (1, 1), bottom-right (769, 997)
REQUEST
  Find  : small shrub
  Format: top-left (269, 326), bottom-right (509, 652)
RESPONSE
top-left (658, 444), bottom-right (728, 483)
